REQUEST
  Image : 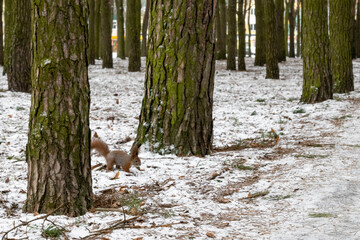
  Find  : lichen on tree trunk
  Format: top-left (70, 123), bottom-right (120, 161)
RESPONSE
top-left (24, 0), bottom-right (92, 216)
top-left (135, 0), bottom-right (216, 156)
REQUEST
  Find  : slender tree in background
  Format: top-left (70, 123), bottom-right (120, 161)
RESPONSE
top-left (356, 0), bottom-right (360, 58)
top-left (25, 0), bottom-right (92, 216)
top-left (8, 0), bottom-right (31, 93)
top-left (135, 0), bottom-right (216, 156)
top-left (227, 0), bottom-right (236, 70)
top-left (247, 0), bottom-right (252, 57)
top-left (351, 0), bottom-right (356, 59)
top-left (284, 0), bottom-right (289, 56)
top-left (95, 0), bottom-right (101, 59)
top-left (4, 0), bottom-right (14, 75)
top-left (301, 0), bottom-right (332, 103)
top-left (254, 0), bottom-right (265, 66)
top-left (101, 0), bottom-right (113, 68)
top-left (264, 0), bottom-right (279, 79)
top-left (329, 0), bottom-right (354, 93)
top-left (0, 0), bottom-right (4, 66)
top-left (275, 0), bottom-right (286, 62)
top-left (88, 0), bottom-right (95, 65)
top-left (296, 0), bottom-right (301, 58)
top-left (115, 0), bottom-right (125, 59)
top-left (217, 0), bottom-right (227, 59)
top-left (141, 0), bottom-right (150, 57)
top-left (127, 0), bottom-right (141, 71)
top-left (238, 0), bottom-right (246, 71)
top-left (288, 0), bottom-right (295, 57)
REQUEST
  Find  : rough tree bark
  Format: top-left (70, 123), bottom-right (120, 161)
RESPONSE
top-left (101, 0), bottom-right (113, 68)
top-left (238, 0), bottom-right (246, 71)
top-left (329, 0), bottom-right (354, 93)
top-left (135, 0), bottom-right (216, 156)
top-left (301, 0), bottom-right (332, 103)
top-left (127, 0), bottom-right (141, 71)
top-left (227, 0), bottom-right (236, 70)
top-left (24, 0), bottom-right (92, 216)
top-left (8, 0), bottom-right (31, 93)
top-left (254, 0), bottom-right (265, 66)
top-left (264, 0), bottom-right (279, 79)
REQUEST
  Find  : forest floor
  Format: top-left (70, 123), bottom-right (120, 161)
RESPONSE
top-left (0, 57), bottom-right (360, 239)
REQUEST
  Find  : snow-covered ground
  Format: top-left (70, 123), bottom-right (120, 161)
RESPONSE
top-left (0, 57), bottom-right (360, 239)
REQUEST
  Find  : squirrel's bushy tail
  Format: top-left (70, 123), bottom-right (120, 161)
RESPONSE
top-left (91, 138), bottom-right (110, 157)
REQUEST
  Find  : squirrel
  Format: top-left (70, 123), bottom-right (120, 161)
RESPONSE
top-left (90, 138), bottom-right (141, 172)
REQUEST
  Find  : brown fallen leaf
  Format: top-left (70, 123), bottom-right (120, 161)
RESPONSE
top-left (91, 163), bottom-right (103, 170)
top-left (116, 99), bottom-right (119, 104)
top-left (110, 172), bottom-right (120, 180)
top-left (219, 198), bottom-right (231, 203)
top-left (206, 232), bottom-right (216, 238)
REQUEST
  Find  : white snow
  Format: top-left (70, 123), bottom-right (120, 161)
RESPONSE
top-left (0, 57), bottom-right (360, 239)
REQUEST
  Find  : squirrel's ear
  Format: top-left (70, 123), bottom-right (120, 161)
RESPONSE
top-left (93, 132), bottom-right (99, 138)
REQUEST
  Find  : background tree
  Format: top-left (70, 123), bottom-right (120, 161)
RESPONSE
top-left (101, 0), bottom-right (113, 68)
top-left (288, 0), bottom-right (295, 57)
top-left (88, 0), bottom-right (95, 65)
top-left (356, 0), bottom-right (360, 58)
top-left (238, 0), bottom-right (246, 71)
top-left (217, 0), bottom-right (227, 59)
top-left (296, 0), bottom-right (301, 57)
top-left (4, 0), bottom-right (14, 75)
top-left (126, 0), bottom-right (141, 71)
top-left (141, 0), bottom-right (150, 57)
top-left (284, 0), bottom-right (289, 56)
top-left (0, 0), bottom-right (4, 66)
top-left (135, 0), bottom-right (216, 156)
top-left (301, 0), bottom-right (332, 103)
top-left (275, 0), bottom-right (286, 61)
top-left (8, 0), bottom-right (31, 92)
top-left (254, 0), bottom-right (265, 66)
top-left (24, 0), bottom-right (92, 216)
top-left (227, 0), bottom-right (236, 70)
top-left (330, 0), bottom-right (354, 93)
top-left (115, 0), bottom-right (125, 59)
top-left (264, 0), bottom-right (279, 79)
top-left (247, 0), bottom-right (252, 57)
top-left (351, 0), bottom-right (356, 58)
top-left (95, 0), bottom-right (101, 59)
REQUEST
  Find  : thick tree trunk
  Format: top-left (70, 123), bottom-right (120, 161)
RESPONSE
top-left (227, 0), bottom-right (236, 70)
top-left (101, 0), bottom-right (113, 68)
top-left (275, 0), bottom-right (286, 62)
top-left (254, 0), bottom-right (265, 66)
top-left (141, 0), bottom-right (150, 57)
top-left (24, 0), bottom-right (92, 216)
top-left (296, 0), bottom-right (301, 58)
top-left (126, 0), bottom-right (141, 71)
top-left (95, 0), bottom-right (101, 59)
top-left (135, 0), bottom-right (216, 156)
top-left (115, 0), bottom-right (125, 59)
top-left (264, 0), bottom-right (279, 79)
top-left (0, 0), bottom-right (4, 66)
top-left (4, 0), bottom-right (14, 75)
top-left (288, 0), bottom-right (295, 57)
top-left (301, 0), bottom-right (332, 103)
top-left (238, 0), bottom-right (246, 71)
top-left (7, 0), bottom-right (31, 93)
top-left (88, 0), bottom-right (95, 65)
top-left (330, 0), bottom-right (354, 93)
top-left (217, 0), bottom-right (227, 60)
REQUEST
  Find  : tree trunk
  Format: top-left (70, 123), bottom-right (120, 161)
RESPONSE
top-left (275, 0), bottom-right (286, 62)
top-left (238, 0), bottom-right (246, 71)
top-left (141, 0), bottom-right (150, 57)
top-left (284, 0), bottom-right (289, 56)
top-left (301, 0), bottom-right (332, 103)
top-left (101, 0), bottom-right (113, 68)
top-left (264, 0), bottom-right (279, 79)
top-left (254, 0), bottom-right (265, 66)
top-left (135, 0), bottom-right (216, 156)
top-left (24, 0), bottom-right (92, 216)
top-left (4, 0), bottom-right (14, 75)
top-left (247, 0), bottom-right (252, 57)
top-left (351, 0), bottom-right (356, 58)
top-left (115, 0), bottom-right (125, 59)
top-left (217, 0), bottom-right (227, 59)
top-left (288, 0), bottom-right (295, 57)
top-left (126, 0), bottom-right (141, 71)
top-left (296, 0), bottom-right (301, 58)
top-left (330, 0), bottom-right (354, 93)
top-left (227, 0), bottom-right (236, 70)
top-left (7, 0), bottom-right (31, 93)
top-left (95, 0), bottom-right (101, 59)
top-left (88, 0), bottom-right (95, 65)
top-left (0, 0), bottom-right (4, 66)
top-left (356, 0), bottom-right (360, 58)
